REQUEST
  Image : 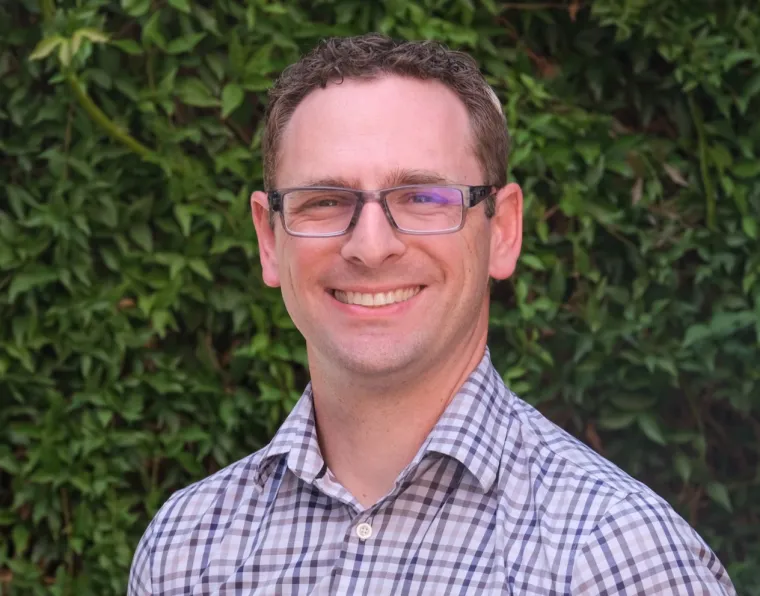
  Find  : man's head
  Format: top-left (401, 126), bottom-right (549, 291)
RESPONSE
top-left (251, 34), bottom-right (522, 384)
top-left (262, 34), bottom-right (510, 221)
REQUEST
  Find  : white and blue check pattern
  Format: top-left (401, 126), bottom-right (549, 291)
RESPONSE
top-left (129, 349), bottom-right (736, 595)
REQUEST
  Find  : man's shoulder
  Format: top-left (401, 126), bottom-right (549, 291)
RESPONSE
top-left (146, 445), bottom-right (276, 549)
top-left (506, 393), bottom-right (653, 500)
top-left (129, 445), bottom-right (279, 594)
top-left (496, 392), bottom-right (674, 546)
top-left (496, 394), bottom-right (735, 593)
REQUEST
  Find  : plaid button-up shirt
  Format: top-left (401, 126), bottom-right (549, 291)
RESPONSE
top-left (129, 350), bottom-right (735, 595)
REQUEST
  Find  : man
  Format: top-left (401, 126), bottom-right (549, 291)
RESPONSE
top-left (129, 34), bottom-right (735, 595)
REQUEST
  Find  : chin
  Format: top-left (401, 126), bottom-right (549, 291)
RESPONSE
top-left (328, 341), bottom-right (421, 377)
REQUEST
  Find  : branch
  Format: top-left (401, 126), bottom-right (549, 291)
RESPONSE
top-left (65, 73), bottom-right (156, 160)
top-left (687, 93), bottom-right (716, 229)
top-left (38, 0), bottom-right (161, 165)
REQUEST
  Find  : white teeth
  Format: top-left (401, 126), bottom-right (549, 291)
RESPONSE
top-left (333, 287), bottom-right (422, 307)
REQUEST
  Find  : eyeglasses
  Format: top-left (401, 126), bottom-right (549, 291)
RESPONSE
top-left (267, 184), bottom-right (495, 237)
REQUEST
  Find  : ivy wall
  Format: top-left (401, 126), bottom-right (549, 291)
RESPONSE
top-left (1, 0), bottom-right (759, 593)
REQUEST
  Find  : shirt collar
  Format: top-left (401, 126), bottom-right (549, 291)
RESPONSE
top-left (253, 388), bottom-right (324, 487)
top-left (255, 348), bottom-right (511, 493)
top-left (412, 348), bottom-right (511, 492)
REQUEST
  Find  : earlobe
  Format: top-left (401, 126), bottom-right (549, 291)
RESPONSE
top-left (250, 191), bottom-right (282, 288)
top-left (488, 183), bottom-right (523, 281)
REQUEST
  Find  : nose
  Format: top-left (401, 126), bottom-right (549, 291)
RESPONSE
top-left (340, 202), bottom-right (406, 268)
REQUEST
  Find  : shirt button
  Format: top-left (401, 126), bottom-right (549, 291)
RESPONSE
top-left (355, 522), bottom-right (373, 540)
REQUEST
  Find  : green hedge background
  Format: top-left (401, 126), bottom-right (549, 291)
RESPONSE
top-left (1, 0), bottom-right (759, 594)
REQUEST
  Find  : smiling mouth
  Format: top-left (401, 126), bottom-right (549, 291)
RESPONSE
top-left (331, 286), bottom-right (423, 307)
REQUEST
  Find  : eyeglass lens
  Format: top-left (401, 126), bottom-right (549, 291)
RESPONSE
top-left (282, 186), bottom-right (464, 235)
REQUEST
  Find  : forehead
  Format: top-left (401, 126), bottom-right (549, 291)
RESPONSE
top-left (275, 75), bottom-right (483, 189)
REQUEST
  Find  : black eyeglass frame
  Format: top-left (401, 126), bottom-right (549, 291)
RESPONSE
top-left (266, 184), bottom-right (496, 238)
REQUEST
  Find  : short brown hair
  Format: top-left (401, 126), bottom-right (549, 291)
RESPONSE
top-left (262, 33), bottom-right (509, 220)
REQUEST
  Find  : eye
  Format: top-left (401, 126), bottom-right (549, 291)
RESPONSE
top-left (312, 198), bottom-right (339, 207)
top-left (410, 193), bottom-right (438, 204)
top-left (399, 189), bottom-right (459, 206)
top-left (402, 191), bottom-right (451, 205)
top-left (288, 191), bottom-right (356, 212)
top-left (302, 194), bottom-right (346, 208)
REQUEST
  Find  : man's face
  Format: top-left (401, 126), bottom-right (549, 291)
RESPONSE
top-left (252, 75), bottom-right (522, 381)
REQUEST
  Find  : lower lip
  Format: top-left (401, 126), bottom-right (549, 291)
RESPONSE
top-left (328, 289), bottom-right (424, 317)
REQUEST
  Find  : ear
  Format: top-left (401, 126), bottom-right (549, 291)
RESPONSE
top-left (488, 182), bottom-right (523, 280)
top-left (251, 191), bottom-right (281, 288)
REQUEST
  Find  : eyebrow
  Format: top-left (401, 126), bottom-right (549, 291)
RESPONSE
top-left (296, 168), bottom-right (455, 190)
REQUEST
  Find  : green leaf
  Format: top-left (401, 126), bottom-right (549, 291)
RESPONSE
top-left (111, 39), bottom-right (144, 55)
top-left (241, 77), bottom-right (272, 92)
top-left (734, 160), bottom-right (760, 179)
top-left (235, 333), bottom-right (270, 357)
top-left (245, 44), bottom-right (274, 76)
top-left (96, 197), bottom-right (119, 228)
top-left (151, 310), bottom-right (177, 338)
top-left (637, 414), bottom-right (667, 446)
top-left (673, 453), bottom-right (692, 483)
top-left (194, 5), bottom-right (220, 35)
top-left (741, 71), bottom-right (760, 104)
top-left (597, 411), bottom-right (638, 430)
top-left (121, 0), bottom-right (151, 17)
top-left (221, 83), bottom-right (244, 118)
top-left (722, 49), bottom-right (759, 70)
top-left (520, 253), bottom-right (546, 271)
top-left (129, 224), bottom-right (153, 252)
top-left (188, 259), bottom-right (213, 281)
top-left (96, 410), bottom-right (113, 427)
top-left (0, 452), bottom-right (19, 474)
top-left (29, 36), bottom-right (65, 61)
top-left (155, 253), bottom-right (186, 278)
top-left (683, 324), bottom-right (710, 348)
top-left (176, 78), bottom-right (219, 107)
top-left (8, 268), bottom-right (59, 301)
top-left (80, 28), bottom-right (110, 43)
top-left (142, 10), bottom-right (166, 48)
top-left (709, 311), bottom-right (755, 336)
top-left (742, 216), bottom-right (758, 240)
top-left (72, 28), bottom-right (110, 54)
top-left (101, 248), bottom-right (120, 271)
top-left (168, 0), bottom-right (192, 13)
top-left (58, 41), bottom-right (73, 67)
top-left (167, 33), bottom-right (206, 54)
top-left (609, 394), bottom-right (658, 412)
top-left (548, 262), bottom-right (567, 301)
top-left (706, 482), bottom-right (733, 513)
top-left (261, 2), bottom-right (288, 15)
top-left (174, 205), bottom-right (193, 236)
top-left (12, 525), bottom-right (30, 555)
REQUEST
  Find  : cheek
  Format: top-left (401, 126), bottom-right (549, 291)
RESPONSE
top-left (277, 240), bottom-right (332, 296)
top-left (460, 224), bottom-right (491, 276)
top-left (456, 245), bottom-right (491, 311)
top-left (275, 248), bottom-right (312, 332)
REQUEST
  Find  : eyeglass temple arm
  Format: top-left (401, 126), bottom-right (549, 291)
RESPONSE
top-left (267, 191), bottom-right (284, 212)
top-left (468, 185), bottom-right (495, 207)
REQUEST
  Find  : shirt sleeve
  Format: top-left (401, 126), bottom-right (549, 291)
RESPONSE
top-left (128, 519), bottom-right (155, 596)
top-left (571, 493), bottom-right (736, 595)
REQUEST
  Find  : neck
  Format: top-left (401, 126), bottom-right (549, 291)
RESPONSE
top-left (308, 326), bottom-right (488, 508)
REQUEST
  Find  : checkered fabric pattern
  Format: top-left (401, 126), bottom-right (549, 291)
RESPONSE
top-left (129, 349), bottom-right (736, 595)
